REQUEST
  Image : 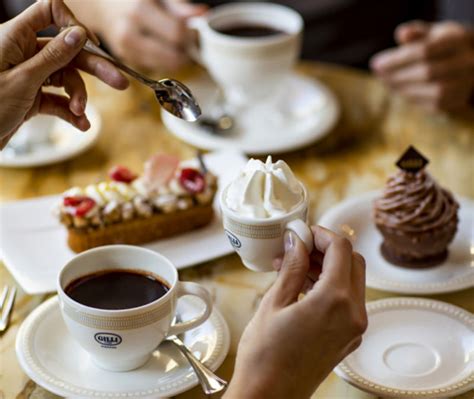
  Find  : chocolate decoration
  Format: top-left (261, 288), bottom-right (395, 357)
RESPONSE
top-left (396, 146), bottom-right (429, 173)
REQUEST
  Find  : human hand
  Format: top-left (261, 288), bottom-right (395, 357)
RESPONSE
top-left (0, 0), bottom-right (129, 149)
top-left (371, 21), bottom-right (474, 112)
top-left (66, 0), bottom-right (207, 71)
top-left (224, 226), bottom-right (367, 399)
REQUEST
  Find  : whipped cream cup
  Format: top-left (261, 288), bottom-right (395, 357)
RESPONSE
top-left (220, 158), bottom-right (313, 272)
top-left (58, 245), bottom-right (212, 372)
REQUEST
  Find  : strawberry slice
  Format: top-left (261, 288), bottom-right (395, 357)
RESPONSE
top-left (109, 165), bottom-right (137, 183)
top-left (63, 196), bottom-right (96, 217)
top-left (179, 168), bottom-right (206, 194)
top-left (144, 154), bottom-right (179, 190)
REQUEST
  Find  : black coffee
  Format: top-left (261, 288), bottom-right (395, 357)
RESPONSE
top-left (216, 24), bottom-right (285, 38)
top-left (65, 269), bottom-right (169, 310)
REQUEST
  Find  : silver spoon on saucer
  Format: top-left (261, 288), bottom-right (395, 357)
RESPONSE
top-left (83, 40), bottom-right (201, 122)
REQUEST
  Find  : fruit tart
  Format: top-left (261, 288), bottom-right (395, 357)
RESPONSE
top-left (56, 153), bottom-right (217, 252)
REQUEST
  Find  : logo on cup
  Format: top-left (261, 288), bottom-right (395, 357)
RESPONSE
top-left (225, 230), bottom-right (241, 248)
top-left (94, 332), bottom-right (122, 348)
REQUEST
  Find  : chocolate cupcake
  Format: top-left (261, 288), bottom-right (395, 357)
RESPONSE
top-left (374, 165), bottom-right (459, 268)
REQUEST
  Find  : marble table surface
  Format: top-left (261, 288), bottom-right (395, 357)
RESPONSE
top-left (0, 62), bottom-right (473, 399)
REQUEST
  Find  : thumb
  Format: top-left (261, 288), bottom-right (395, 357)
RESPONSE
top-left (269, 232), bottom-right (309, 308)
top-left (22, 26), bottom-right (87, 86)
top-left (395, 20), bottom-right (430, 44)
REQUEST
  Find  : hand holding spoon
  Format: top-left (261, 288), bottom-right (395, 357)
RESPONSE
top-left (83, 40), bottom-right (201, 122)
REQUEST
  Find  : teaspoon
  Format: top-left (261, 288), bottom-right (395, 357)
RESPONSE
top-left (83, 40), bottom-right (201, 122)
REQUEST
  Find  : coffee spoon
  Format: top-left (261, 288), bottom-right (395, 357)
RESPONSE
top-left (83, 40), bottom-right (202, 122)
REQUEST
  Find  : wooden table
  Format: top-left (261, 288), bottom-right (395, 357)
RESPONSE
top-left (1, 63), bottom-right (473, 399)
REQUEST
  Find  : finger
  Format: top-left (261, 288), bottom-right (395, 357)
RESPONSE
top-left (395, 20), bottom-right (430, 44)
top-left (371, 29), bottom-right (470, 73)
top-left (165, 0), bottom-right (209, 18)
top-left (380, 53), bottom-right (474, 86)
top-left (39, 92), bottom-right (90, 131)
top-left (268, 232), bottom-right (309, 308)
top-left (36, 38), bottom-right (129, 90)
top-left (273, 257), bottom-right (283, 272)
top-left (14, 0), bottom-right (99, 44)
top-left (20, 26), bottom-right (87, 87)
top-left (351, 252), bottom-right (366, 306)
top-left (310, 226), bottom-right (353, 288)
top-left (47, 68), bottom-right (87, 116)
top-left (395, 79), bottom-right (472, 111)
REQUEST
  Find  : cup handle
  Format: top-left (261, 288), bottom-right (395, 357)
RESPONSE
top-left (285, 219), bottom-right (314, 253)
top-left (186, 16), bottom-right (206, 66)
top-left (167, 281), bottom-right (213, 336)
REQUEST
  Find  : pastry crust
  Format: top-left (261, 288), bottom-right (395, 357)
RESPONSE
top-left (67, 204), bottom-right (214, 253)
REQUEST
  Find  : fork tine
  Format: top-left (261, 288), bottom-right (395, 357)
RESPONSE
top-left (0, 286), bottom-right (8, 309)
top-left (0, 287), bottom-right (16, 331)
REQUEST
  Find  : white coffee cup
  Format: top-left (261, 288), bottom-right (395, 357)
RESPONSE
top-left (57, 245), bottom-right (213, 372)
top-left (188, 2), bottom-right (303, 109)
top-left (220, 184), bottom-right (313, 272)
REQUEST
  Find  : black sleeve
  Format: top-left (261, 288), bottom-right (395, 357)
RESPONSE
top-left (436, 0), bottom-right (474, 25)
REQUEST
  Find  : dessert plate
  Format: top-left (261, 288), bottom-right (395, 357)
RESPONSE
top-left (161, 72), bottom-right (339, 155)
top-left (16, 295), bottom-right (230, 399)
top-left (0, 150), bottom-right (248, 294)
top-left (318, 191), bottom-right (474, 294)
top-left (335, 297), bottom-right (474, 398)
top-left (0, 105), bottom-right (101, 168)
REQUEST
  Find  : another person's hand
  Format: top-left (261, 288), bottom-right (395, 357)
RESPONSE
top-left (65, 0), bottom-right (207, 71)
top-left (224, 226), bottom-right (367, 399)
top-left (0, 0), bottom-right (129, 149)
top-left (371, 21), bottom-right (474, 112)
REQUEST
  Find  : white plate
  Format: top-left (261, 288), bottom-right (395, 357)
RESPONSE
top-left (319, 191), bottom-right (474, 294)
top-left (0, 105), bottom-right (101, 168)
top-left (335, 297), bottom-right (474, 398)
top-left (162, 73), bottom-right (339, 155)
top-left (16, 296), bottom-right (230, 399)
top-left (0, 150), bottom-right (247, 294)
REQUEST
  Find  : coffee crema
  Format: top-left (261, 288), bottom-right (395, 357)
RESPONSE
top-left (216, 24), bottom-right (285, 38)
top-left (65, 269), bottom-right (169, 310)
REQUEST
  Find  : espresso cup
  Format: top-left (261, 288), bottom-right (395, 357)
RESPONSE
top-left (188, 2), bottom-right (303, 109)
top-left (220, 185), bottom-right (313, 272)
top-left (57, 245), bottom-right (213, 372)
top-left (8, 115), bottom-right (54, 147)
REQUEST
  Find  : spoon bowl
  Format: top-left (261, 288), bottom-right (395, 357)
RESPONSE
top-left (154, 79), bottom-right (202, 122)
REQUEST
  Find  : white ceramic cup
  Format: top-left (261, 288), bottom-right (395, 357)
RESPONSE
top-left (57, 245), bottom-right (213, 372)
top-left (8, 115), bottom-right (55, 147)
top-left (188, 2), bottom-right (303, 109)
top-left (220, 184), bottom-right (313, 272)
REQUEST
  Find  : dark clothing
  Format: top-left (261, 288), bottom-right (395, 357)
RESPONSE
top-left (2, 0), bottom-right (473, 68)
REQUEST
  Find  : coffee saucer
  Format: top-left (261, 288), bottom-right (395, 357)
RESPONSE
top-left (318, 191), bottom-right (474, 294)
top-left (0, 105), bottom-right (101, 168)
top-left (161, 72), bottom-right (339, 155)
top-left (335, 297), bottom-right (474, 398)
top-left (16, 296), bottom-right (230, 399)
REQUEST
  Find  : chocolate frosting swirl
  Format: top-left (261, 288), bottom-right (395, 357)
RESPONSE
top-left (374, 170), bottom-right (459, 233)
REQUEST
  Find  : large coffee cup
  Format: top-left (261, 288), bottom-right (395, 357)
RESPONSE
top-left (188, 2), bottom-right (303, 109)
top-left (57, 245), bottom-right (212, 372)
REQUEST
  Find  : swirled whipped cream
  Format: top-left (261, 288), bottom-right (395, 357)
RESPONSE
top-left (374, 170), bottom-right (459, 233)
top-left (225, 156), bottom-right (303, 218)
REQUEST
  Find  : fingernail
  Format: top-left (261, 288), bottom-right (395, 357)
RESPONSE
top-left (284, 231), bottom-right (295, 252)
top-left (64, 26), bottom-right (85, 47)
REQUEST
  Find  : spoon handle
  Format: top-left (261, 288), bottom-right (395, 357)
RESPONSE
top-left (83, 39), bottom-right (156, 87)
top-left (167, 335), bottom-right (228, 395)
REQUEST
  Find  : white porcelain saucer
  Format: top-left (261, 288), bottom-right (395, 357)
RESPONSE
top-left (335, 297), bottom-right (474, 398)
top-left (16, 296), bottom-right (230, 399)
top-left (161, 73), bottom-right (339, 155)
top-left (319, 191), bottom-right (474, 294)
top-left (0, 105), bottom-right (101, 168)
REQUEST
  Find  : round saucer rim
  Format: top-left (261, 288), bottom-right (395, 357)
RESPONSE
top-left (335, 297), bottom-right (474, 398)
top-left (318, 190), bottom-right (474, 294)
top-left (161, 72), bottom-right (340, 155)
top-left (0, 105), bottom-right (101, 168)
top-left (16, 295), bottom-right (230, 398)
